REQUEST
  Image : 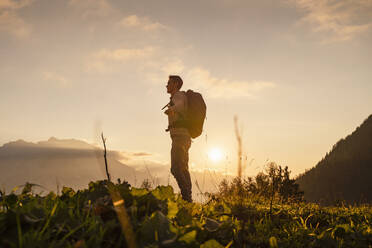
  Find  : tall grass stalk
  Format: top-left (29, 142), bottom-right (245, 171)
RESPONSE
top-left (39, 201), bottom-right (58, 238)
top-left (101, 133), bottom-right (137, 248)
top-left (16, 210), bottom-right (23, 248)
top-left (101, 133), bottom-right (111, 182)
top-left (234, 116), bottom-right (243, 180)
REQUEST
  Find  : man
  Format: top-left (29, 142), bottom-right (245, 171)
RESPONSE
top-left (164, 75), bottom-right (192, 202)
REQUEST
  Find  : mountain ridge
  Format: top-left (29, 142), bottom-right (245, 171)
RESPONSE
top-left (0, 137), bottom-right (225, 199)
top-left (296, 114), bottom-right (372, 204)
top-left (0, 137), bottom-right (136, 193)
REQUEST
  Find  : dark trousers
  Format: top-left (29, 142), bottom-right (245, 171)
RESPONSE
top-left (171, 134), bottom-right (192, 202)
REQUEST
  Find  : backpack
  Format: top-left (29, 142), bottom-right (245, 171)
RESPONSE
top-left (184, 90), bottom-right (206, 139)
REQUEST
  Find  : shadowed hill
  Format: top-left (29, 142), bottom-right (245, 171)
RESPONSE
top-left (0, 137), bottom-right (136, 193)
top-left (0, 137), bottom-right (227, 200)
top-left (296, 114), bottom-right (372, 205)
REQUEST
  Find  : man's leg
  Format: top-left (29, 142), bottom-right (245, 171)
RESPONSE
top-left (171, 135), bottom-right (192, 202)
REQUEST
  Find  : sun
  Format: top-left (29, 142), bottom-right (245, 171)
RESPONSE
top-left (208, 148), bottom-right (223, 162)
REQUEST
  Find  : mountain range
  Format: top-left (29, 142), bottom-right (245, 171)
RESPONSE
top-left (0, 137), bottom-right (136, 193)
top-left (296, 114), bottom-right (372, 205)
top-left (0, 137), bottom-right (225, 201)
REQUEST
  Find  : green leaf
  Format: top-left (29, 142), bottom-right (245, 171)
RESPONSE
top-left (205, 218), bottom-right (220, 232)
top-left (179, 230), bottom-right (197, 244)
top-left (152, 186), bottom-right (174, 201)
top-left (139, 211), bottom-right (175, 244)
top-left (176, 208), bottom-right (192, 226)
top-left (131, 188), bottom-right (148, 197)
top-left (21, 182), bottom-right (34, 195)
top-left (167, 200), bottom-right (178, 219)
top-left (200, 239), bottom-right (224, 248)
top-left (61, 187), bottom-right (75, 197)
top-left (5, 193), bottom-right (18, 207)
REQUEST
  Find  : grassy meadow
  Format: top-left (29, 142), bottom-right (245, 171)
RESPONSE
top-left (1, 179), bottom-right (371, 248)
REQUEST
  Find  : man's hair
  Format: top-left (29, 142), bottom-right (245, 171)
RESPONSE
top-left (169, 75), bottom-right (183, 90)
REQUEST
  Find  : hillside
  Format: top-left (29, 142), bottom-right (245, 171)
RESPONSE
top-left (1, 180), bottom-right (371, 247)
top-left (0, 137), bottom-right (226, 199)
top-left (296, 115), bottom-right (372, 204)
top-left (0, 137), bottom-right (136, 193)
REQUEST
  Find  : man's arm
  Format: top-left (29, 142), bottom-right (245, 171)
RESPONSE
top-left (167, 92), bottom-right (186, 116)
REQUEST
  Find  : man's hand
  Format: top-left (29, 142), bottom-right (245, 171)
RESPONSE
top-left (164, 108), bottom-right (174, 115)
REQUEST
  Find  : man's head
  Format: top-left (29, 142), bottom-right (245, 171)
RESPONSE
top-left (166, 75), bottom-right (183, 95)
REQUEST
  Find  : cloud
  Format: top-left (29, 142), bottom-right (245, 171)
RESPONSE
top-left (289, 0), bottom-right (372, 42)
top-left (118, 15), bottom-right (168, 31)
top-left (93, 47), bottom-right (155, 61)
top-left (129, 49), bottom-right (275, 99)
top-left (42, 71), bottom-right (70, 87)
top-left (185, 67), bottom-right (275, 99)
top-left (0, 0), bottom-right (34, 38)
top-left (85, 46), bottom-right (156, 73)
top-left (131, 152), bottom-right (152, 157)
top-left (142, 57), bottom-right (188, 86)
top-left (84, 46), bottom-right (274, 99)
top-left (68, 0), bottom-right (113, 18)
top-left (160, 59), bottom-right (186, 75)
top-left (0, 10), bottom-right (31, 37)
top-left (0, 0), bottom-right (34, 9)
top-left (120, 151), bottom-right (153, 159)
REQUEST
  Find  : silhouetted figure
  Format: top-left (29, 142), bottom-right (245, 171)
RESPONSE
top-left (164, 75), bottom-right (192, 202)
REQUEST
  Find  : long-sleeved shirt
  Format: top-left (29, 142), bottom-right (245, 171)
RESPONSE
top-left (167, 90), bottom-right (190, 137)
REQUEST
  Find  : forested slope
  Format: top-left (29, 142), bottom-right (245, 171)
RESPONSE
top-left (297, 115), bottom-right (372, 204)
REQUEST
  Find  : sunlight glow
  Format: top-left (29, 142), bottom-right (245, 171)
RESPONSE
top-left (208, 148), bottom-right (223, 163)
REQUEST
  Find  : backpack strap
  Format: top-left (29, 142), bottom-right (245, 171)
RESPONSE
top-left (165, 92), bottom-right (188, 131)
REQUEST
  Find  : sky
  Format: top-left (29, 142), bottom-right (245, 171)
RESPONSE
top-left (0, 0), bottom-right (371, 177)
